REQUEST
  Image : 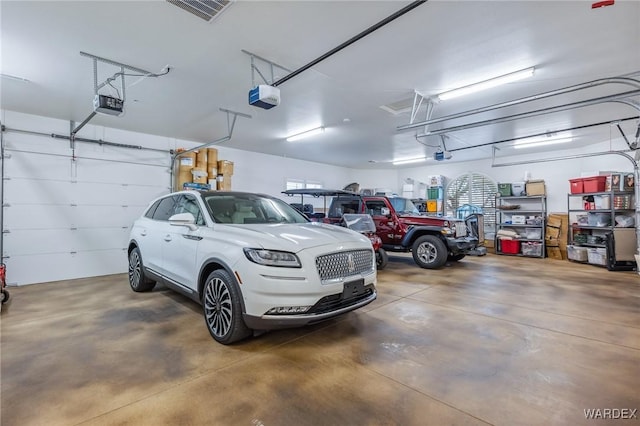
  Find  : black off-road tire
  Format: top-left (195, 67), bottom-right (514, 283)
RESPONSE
top-left (1, 288), bottom-right (9, 304)
top-left (376, 248), bottom-right (389, 270)
top-left (128, 247), bottom-right (156, 292)
top-left (202, 269), bottom-right (252, 344)
top-left (412, 235), bottom-right (448, 269)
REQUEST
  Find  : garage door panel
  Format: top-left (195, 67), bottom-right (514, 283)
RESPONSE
top-left (4, 249), bottom-right (127, 286)
top-left (4, 150), bottom-right (75, 180)
top-left (75, 158), bottom-right (168, 186)
top-left (4, 179), bottom-right (75, 204)
top-left (4, 205), bottom-right (137, 229)
top-left (3, 228), bottom-right (129, 256)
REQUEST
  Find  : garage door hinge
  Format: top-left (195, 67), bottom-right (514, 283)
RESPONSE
top-left (3, 176), bottom-right (10, 181)
top-left (70, 227), bottom-right (78, 231)
top-left (121, 205), bottom-right (128, 208)
top-left (70, 251), bottom-right (77, 255)
top-left (2, 229), bottom-right (10, 234)
top-left (70, 203), bottom-right (78, 207)
top-left (2, 153), bottom-right (11, 159)
top-left (2, 203), bottom-right (10, 207)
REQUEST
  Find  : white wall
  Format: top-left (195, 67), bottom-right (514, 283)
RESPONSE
top-left (351, 140), bottom-right (635, 214)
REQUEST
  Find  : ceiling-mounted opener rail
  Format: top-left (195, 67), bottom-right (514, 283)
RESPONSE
top-left (70, 52), bottom-right (170, 150)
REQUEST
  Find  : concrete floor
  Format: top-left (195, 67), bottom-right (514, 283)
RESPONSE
top-left (1, 254), bottom-right (639, 426)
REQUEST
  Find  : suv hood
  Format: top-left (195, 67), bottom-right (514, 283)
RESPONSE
top-left (215, 222), bottom-right (370, 252)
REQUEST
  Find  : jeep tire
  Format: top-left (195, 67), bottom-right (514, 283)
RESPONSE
top-left (412, 235), bottom-right (448, 269)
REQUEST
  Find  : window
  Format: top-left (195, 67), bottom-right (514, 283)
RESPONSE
top-left (285, 179), bottom-right (323, 190)
top-left (144, 199), bottom-right (162, 219)
top-left (445, 173), bottom-right (496, 232)
top-left (364, 200), bottom-right (387, 216)
top-left (174, 195), bottom-right (205, 225)
top-left (152, 196), bottom-right (178, 221)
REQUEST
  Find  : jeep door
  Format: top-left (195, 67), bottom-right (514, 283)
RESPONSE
top-left (364, 199), bottom-right (396, 245)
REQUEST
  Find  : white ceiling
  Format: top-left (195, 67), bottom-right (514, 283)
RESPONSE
top-left (1, 0), bottom-right (639, 168)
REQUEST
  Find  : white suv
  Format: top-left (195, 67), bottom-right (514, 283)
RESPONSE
top-left (128, 191), bottom-right (377, 344)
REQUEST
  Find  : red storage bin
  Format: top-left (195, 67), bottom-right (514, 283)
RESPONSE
top-left (569, 178), bottom-right (584, 194)
top-left (582, 176), bottom-right (607, 193)
top-left (500, 239), bottom-right (521, 254)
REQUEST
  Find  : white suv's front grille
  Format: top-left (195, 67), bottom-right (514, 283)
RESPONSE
top-left (316, 249), bottom-right (374, 283)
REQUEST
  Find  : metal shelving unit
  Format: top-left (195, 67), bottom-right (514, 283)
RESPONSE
top-left (567, 190), bottom-right (635, 265)
top-left (495, 195), bottom-right (546, 258)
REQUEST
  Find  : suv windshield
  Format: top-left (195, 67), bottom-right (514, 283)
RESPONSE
top-left (204, 194), bottom-right (309, 224)
top-left (389, 197), bottom-right (420, 215)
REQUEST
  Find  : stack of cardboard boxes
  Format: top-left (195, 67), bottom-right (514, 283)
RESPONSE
top-left (546, 213), bottom-right (569, 260)
top-left (176, 147), bottom-right (235, 191)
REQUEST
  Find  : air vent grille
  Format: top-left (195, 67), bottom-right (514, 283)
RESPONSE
top-left (166, 0), bottom-right (233, 22)
top-left (379, 97), bottom-right (415, 115)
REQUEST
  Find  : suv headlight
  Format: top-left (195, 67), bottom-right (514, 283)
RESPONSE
top-left (243, 248), bottom-right (301, 268)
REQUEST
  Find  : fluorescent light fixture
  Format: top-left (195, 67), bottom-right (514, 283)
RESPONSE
top-left (1, 73), bottom-right (30, 83)
top-left (286, 126), bottom-right (325, 142)
top-left (513, 137), bottom-right (573, 149)
top-left (392, 157), bottom-right (428, 165)
top-left (437, 67), bottom-right (535, 101)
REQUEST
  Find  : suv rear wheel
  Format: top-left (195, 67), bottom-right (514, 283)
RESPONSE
top-left (202, 269), bottom-right (251, 344)
top-left (412, 235), bottom-right (447, 269)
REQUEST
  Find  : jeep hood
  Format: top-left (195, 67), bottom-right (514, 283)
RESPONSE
top-left (217, 222), bottom-right (370, 252)
top-left (398, 214), bottom-right (462, 226)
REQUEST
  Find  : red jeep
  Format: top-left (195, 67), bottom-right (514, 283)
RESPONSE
top-left (326, 194), bottom-right (480, 269)
top-left (283, 189), bottom-right (481, 269)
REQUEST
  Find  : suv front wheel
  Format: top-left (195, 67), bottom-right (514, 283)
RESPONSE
top-left (202, 269), bottom-right (252, 344)
top-left (128, 247), bottom-right (156, 292)
top-left (412, 235), bottom-right (447, 269)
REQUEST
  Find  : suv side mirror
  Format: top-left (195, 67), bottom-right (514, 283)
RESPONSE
top-left (169, 212), bottom-right (198, 231)
top-left (381, 207), bottom-right (391, 216)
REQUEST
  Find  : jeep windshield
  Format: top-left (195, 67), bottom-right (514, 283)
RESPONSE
top-left (204, 193), bottom-right (308, 224)
top-left (389, 197), bottom-right (421, 215)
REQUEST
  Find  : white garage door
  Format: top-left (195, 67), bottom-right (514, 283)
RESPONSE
top-left (2, 128), bottom-right (170, 285)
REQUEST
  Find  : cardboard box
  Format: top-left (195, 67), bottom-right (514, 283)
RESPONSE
top-left (546, 225), bottom-right (561, 240)
top-left (217, 160), bottom-right (234, 176)
top-left (547, 246), bottom-right (563, 260)
top-left (526, 180), bottom-right (546, 196)
top-left (216, 175), bottom-right (232, 191)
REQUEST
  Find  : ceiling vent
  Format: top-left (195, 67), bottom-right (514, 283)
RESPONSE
top-left (379, 97), bottom-right (415, 115)
top-left (166, 0), bottom-right (233, 22)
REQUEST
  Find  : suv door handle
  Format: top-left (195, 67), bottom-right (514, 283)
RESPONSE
top-left (164, 234), bottom-right (172, 242)
top-left (140, 230), bottom-right (147, 236)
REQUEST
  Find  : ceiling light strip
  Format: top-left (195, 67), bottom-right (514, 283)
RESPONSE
top-left (392, 157), bottom-right (428, 165)
top-left (286, 127), bottom-right (325, 142)
top-left (437, 67), bottom-right (535, 101)
top-left (513, 137), bottom-right (573, 149)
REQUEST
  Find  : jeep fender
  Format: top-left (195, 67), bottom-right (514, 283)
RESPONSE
top-left (401, 226), bottom-right (447, 248)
